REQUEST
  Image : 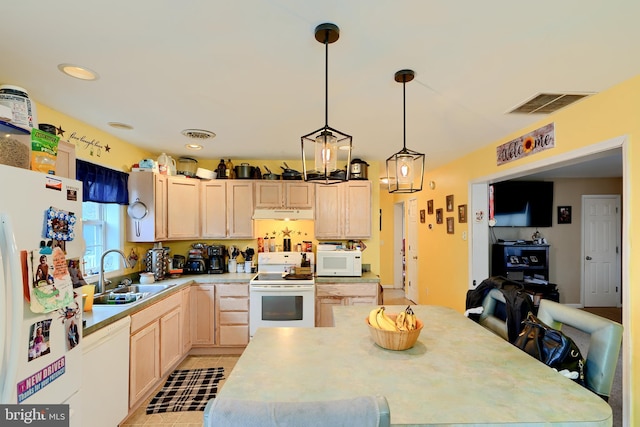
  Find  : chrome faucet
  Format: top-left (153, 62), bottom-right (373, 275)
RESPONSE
top-left (99, 249), bottom-right (129, 294)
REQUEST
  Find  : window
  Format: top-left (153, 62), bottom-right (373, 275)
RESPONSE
top-left (82, 202), bottom-right (124, 278)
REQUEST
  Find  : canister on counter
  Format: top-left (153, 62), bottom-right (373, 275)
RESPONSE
top-left (257, 237), bottom-right (264, 252)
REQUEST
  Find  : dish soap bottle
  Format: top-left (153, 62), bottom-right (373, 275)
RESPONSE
top-left (226, 158), bottom-right (234, 179)
top-left (217, 159), bottom-right (226, 179)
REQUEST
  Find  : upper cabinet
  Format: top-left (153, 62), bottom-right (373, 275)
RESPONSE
top-left (127, 172), bottom-right (199, 242)
top-left (315, 181), bottom-right (371, 239)
top-left (254, 182), bottom-right (314, 209)
top-left (201, 180), bottom-right (254, 239)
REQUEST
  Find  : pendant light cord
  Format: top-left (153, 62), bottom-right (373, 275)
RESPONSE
top-left (324, 30), bottom-right (330, 128)
top-left (403, 75), bottom-right (407, 150)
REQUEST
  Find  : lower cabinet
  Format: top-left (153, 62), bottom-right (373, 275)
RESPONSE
top-left (191, 283), bottom-right (249, 348)
top-left (315, 282), bottom-right (379, 327)
top-left (181, 287), bottom-right (192, 355)
top-left (217, 284), bottom-right (249, 346)
top-left (129, 292), bottom-right (182, 408)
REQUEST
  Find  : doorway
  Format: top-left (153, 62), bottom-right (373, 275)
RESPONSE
top-left (469, 135), bottom-right (629, 425)
top-left (393, 202), bottom-right (405, 290)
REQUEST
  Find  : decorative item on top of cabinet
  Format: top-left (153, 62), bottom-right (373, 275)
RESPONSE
top-left (314, 180), bottom-right (371, 239)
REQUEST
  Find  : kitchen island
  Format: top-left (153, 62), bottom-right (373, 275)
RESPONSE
top-left (215, 304), bottom-right (612, 426)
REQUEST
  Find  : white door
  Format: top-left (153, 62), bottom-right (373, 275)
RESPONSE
top-left (393, 202), bottom-right (405, 289)
top-left (406, 198), bottom-right (419, 303)
top-left (583, 195), bottom-right (621, 307)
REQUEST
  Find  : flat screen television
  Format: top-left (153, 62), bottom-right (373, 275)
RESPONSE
top-left (489, 181), bottom-right (553, 227)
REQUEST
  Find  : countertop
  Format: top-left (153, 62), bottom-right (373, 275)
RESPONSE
top-left (216, 305), bottom-right (612, 426)
top-left (82, 271), bottom-right (379, 337)
top-left (82, 273), bottom-right (254, 336)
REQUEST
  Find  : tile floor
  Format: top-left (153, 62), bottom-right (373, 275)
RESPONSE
top-left (119, 287), bottom-right (408, 426)
top-left (120, 355), bottom-right (239, 427)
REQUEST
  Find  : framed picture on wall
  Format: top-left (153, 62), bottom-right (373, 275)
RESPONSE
top-left (427, 199), bottom-right (434, 215)
top-left (558, 206), bottom-right (572, 224)
top-left (446, 195), bottom-right (454, 212)
top-left (436, 208), bottom-right (443, 224)
top-left (458, 204), bottom-right (467, 223)
top-left (447, 217), bottom-right (454, 234)
top-left (420, 209), bottom-right (425, 223)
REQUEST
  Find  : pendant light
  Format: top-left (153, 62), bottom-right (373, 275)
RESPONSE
top-left (386, 69), bottom-right (425, 193)
top-left (301, 23), bottom-right (352, 184)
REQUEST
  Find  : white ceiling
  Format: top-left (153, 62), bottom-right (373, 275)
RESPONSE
top-left (1, 1), bottom-right (639, 174)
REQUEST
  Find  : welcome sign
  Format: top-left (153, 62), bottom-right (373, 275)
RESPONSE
top-left (496, 123), bottom-right (555, 165)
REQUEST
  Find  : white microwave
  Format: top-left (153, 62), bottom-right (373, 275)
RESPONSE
top-left (316, 250), bottom-right (362, 277)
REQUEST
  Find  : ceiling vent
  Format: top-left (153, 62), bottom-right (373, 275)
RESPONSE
top-left (181, 129), bottom-right (216, 139)
top-left (509, 93), bottom-right (592, 114)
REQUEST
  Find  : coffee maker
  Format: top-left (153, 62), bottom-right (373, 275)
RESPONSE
top-left (207, 245), bottom-right (226, 274)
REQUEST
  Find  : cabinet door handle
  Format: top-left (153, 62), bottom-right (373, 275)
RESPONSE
top-left (585, 256), bottom-right (592, 260)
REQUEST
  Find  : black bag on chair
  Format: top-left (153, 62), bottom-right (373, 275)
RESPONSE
top-left (514, 313), bottom-right (585, 385)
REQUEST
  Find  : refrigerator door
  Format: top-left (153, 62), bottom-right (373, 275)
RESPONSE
top-left (0, 164), bottom-right (83, 422)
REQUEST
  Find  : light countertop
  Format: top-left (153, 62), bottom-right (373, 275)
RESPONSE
top-left (217, 304), bottom-right (612, 426)
top-left (82, 271), bottom-right (379, 336)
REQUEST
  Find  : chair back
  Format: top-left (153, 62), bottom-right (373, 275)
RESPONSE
top-left (478, 288), bottom-right (509, 341)
top-left (536, 299), bottom-right (623, 398)
top-left (203, 395), bottom-right (390, 427)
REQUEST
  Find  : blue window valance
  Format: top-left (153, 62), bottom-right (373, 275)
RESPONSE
top-left (76, 159), bottom-right (129, 205)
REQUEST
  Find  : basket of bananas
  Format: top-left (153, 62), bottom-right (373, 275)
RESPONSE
top-left (366, 306), bottom-right (423, 351)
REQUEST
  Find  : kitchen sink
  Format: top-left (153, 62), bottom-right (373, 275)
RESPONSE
top-left (93, 283), bottom-right (178, 305)
top-left (111, 283), bottom-right (177, 294)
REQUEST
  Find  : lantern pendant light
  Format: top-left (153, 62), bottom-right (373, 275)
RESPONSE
top-left (301, 23), bottom-right (352, 184)
top-left (386, 69), bottom-right (425, 193)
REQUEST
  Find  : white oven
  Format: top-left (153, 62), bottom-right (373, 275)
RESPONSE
top-left (249, 252), bottom-right (315, 338)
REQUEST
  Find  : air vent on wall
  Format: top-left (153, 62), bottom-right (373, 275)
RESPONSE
top-left (181, 128), bottom-right (216, 139)
top-left (509, 93), bottom-right (592, 114)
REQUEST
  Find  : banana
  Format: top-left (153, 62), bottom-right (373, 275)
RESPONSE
top-left (395, 311), bottom-right (408, 331)
top-left (368, 307), bottom-right (382, 328)
top-left (404, 306), bottom-right (417, 331)
top-left (376, 306), bottom-right (398, 331)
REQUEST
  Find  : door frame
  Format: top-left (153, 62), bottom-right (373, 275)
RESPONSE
top-left (468, 134), bottom-right (629, 425)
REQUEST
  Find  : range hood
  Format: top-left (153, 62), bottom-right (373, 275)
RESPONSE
top-left (253, 208), bottom-right (314, 221)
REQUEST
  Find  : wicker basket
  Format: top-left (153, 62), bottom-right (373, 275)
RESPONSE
top-left (366, 314), bottom-right (424, 351)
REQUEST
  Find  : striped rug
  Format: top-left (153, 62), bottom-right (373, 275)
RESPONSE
top-left (146, 367), bottom-right (225, 414)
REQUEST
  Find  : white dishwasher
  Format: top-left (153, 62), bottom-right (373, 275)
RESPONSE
top-left (82, 316), bottom-right (131, 427)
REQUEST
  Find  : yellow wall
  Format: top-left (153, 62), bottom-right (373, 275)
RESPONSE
top-left (37, 103), bottom-right (155, 274)
top-left (388, 74), bottom-right (639, 422)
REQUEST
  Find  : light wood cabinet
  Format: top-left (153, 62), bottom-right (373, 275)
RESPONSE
top-left (255, 182), bottom-right (314, 209)
top-left (216, 284), bottom-right (249, 346)
top-left (129, 321), bottom-right (160, 407)
top-left (201, 180), bottom-right (254, 239)
top-left (181, 287), bottom-right (192, 355)
top-left (191, 284), bottom-right (216, 345)
top-left (127, 172), bottom-right (200, 241)
top-left (315, 282), bottom-right (378, 327)
top-left (160, 307), bottom-right (182, 376)
top-left (191, 283), bottom-right (249, 348)
top-left (129, 292), bottom-right (182, 408)
top-left (166, 176), bottom-right (200, 239)
top-left (315, 181), bottom-right (371, 239)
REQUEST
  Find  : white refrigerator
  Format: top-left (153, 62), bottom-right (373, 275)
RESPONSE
top-left (0, 164), bottom-right (84, 426)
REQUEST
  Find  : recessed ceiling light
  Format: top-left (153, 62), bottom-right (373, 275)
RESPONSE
top-left (185, 143), bottom-right (203, 150)
top-left (108, 122), bottom-right (133, 130)
top-left (58, 63), bottom-right (99, 81)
